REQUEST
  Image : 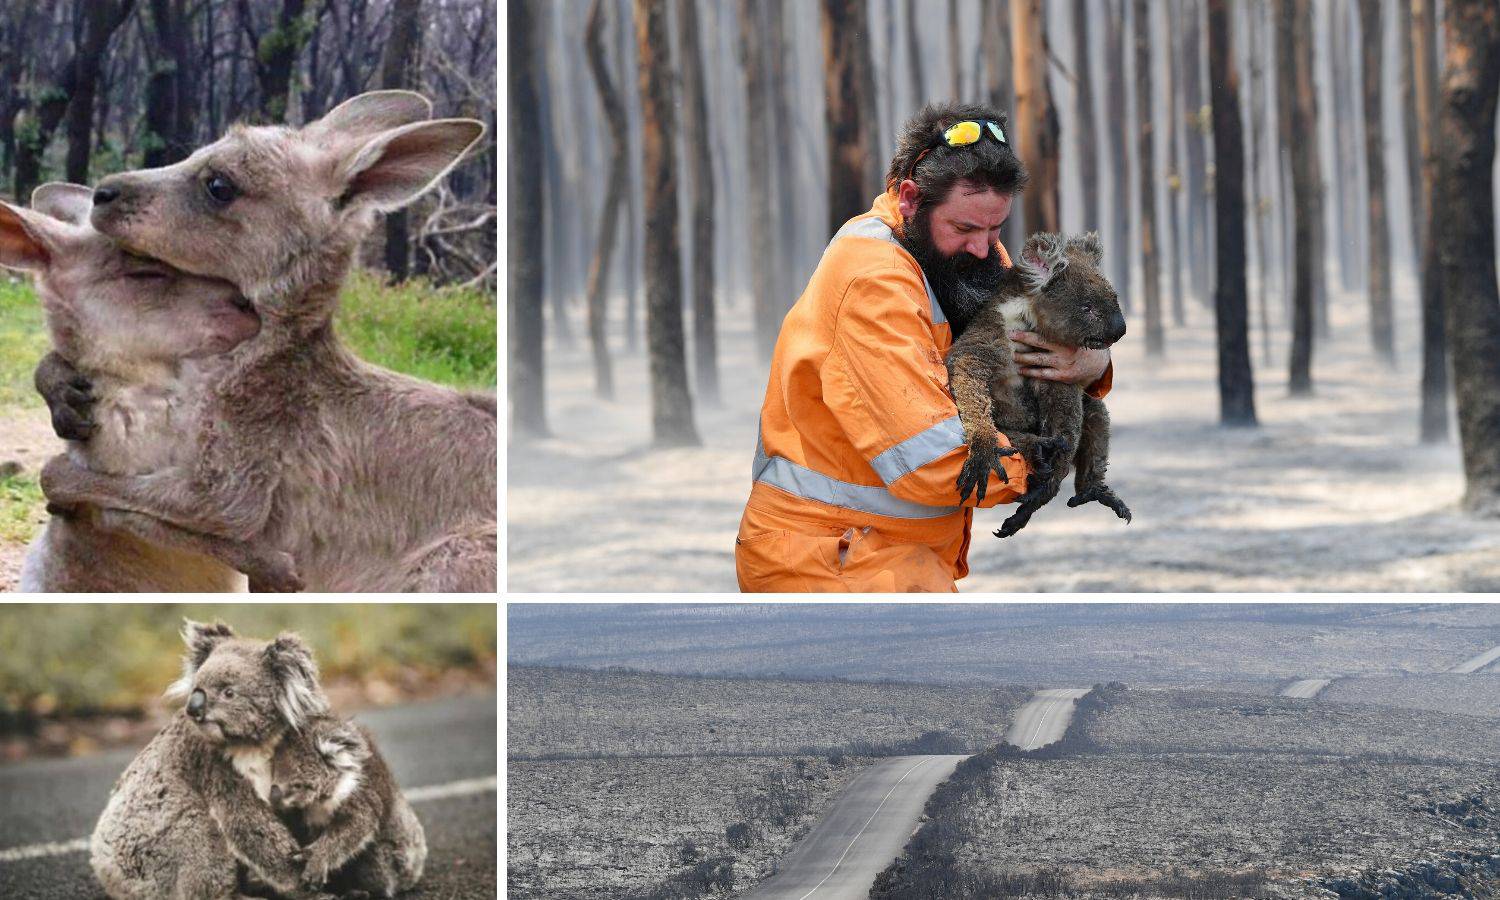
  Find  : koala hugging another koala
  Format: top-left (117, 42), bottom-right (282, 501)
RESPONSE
top-left (947, 231), bottom-right (1132, 539)
top-left (90, 621), bottom-right (426, 900)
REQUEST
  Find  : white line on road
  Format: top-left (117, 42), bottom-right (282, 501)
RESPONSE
top-left (0, 775), bottom-right (497, 865)
top-left (1450, 645), bottom-right (1500, 674)
top-left (794, 757), bottom-right (932, 900)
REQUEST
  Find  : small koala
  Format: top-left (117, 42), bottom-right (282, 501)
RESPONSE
top-left (268, 715), bottom-right (427, 899)
top-left (947, 231), bottom-right (1132, 538)
top-left (90, 620), bottom-right (336, 900)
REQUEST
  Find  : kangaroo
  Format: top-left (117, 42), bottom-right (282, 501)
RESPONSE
top-left (37, 91), bottom-right (496, 592)
top-left (947, 231), bottom-right (1131, 539)
top-left (1, 184), bottom-right (300, 591)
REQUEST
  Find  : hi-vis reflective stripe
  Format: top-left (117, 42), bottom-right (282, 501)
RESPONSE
top-left (824, 217), bottom-right (945, 325)
top-left (754, 431), bottom-right (960, 519)
top-left (869, 416), bottom-right (966, 485)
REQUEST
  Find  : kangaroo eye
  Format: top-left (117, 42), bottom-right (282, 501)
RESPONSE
top-left (205, 174), bottom-right (239, 204)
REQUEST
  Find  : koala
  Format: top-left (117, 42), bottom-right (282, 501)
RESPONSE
top-left (947, 231), bottom-right (1132, 539)
top-left (268, 715), bottom-right (427, 899)
top-left (90, 620), bottom-right (336, 900)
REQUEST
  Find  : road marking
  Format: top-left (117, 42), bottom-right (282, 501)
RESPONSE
top-left (0, 775), bottom-right (497, 866)
top-left (794, 757), bottom-right (933, 900)
top-left (1451, 645), bottom-right (1500, 674)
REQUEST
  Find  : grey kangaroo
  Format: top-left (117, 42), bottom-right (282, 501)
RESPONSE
top-left (1, 184), bottom-right (299, 591)
top-left (39, 91), bottom-right (497, 592)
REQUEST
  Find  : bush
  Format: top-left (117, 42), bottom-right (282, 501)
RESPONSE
top-left (334, 270), bottom-right (496, 389)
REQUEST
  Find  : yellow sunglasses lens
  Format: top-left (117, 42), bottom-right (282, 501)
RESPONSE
top-left (944, 121), bottom-right (982, 146)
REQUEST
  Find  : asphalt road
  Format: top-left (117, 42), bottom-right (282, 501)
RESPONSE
top-left (1280, 678), bottom-right (1332, 699)
top-left (1003, 688), bottom-right (1089, 751)
top-left (738, 754), bottom-right (968, 900)
top-left (1449, 645), bottom-right (1500, 674)
top-left (0, 692), bottom-right (497, 900)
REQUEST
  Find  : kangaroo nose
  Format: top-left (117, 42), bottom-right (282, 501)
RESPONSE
top-left (187, 689), bottom-right (206, 719)
top-left (93, 186), bottom-right (119, 206)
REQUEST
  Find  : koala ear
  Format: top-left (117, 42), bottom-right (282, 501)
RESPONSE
top-left (317, 721), bottom-right (371, 772)
top-left (1068, 231), bottom-right (1105, 266)
top-left (264, 632), bottom-right (330, 729)
top-left (1016, 232), bottom-right (1070, 293)
top-left (166, 620), bottom-right (236, 698)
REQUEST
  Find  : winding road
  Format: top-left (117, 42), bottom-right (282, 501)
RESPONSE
top-left (1280, 678), bottom-right (1332, 699)
top-left (0, 692), bottom-right (497, 899)
top-left (737, 754), bottom-right (967, 900)
top-left (1004, 688), bottom-right (1090, 751)
top-left (1449, 645), bottom-right (1500, 674)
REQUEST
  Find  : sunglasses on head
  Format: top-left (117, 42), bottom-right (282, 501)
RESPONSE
top-left (906, 119), bottom-right (1010, 182)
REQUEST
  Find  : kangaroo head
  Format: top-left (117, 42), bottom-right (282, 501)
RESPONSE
top-left (89, 90), bottom-right (485, 328)
top-left (0, 183), bottom-right (259, 374)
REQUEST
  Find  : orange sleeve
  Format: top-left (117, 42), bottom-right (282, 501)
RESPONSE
top-left (821, 269), bottom-right (1029, 509)
top-left (1085, 360), bottom-right (1114, 399)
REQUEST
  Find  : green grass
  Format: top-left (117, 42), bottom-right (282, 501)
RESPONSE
top-left (0, 276), bottom-right (49, 408)
top-left (0, 604), bottom-right (497, 722)
top-left (0, 472), bottom-right (46, 542)
top-left (335, 270), bottom-right (497, 389)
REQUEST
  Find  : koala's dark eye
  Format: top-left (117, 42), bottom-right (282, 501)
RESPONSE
top-left (205, 174), bottom-right (239, 204)
top-left (221, 687), bottom-right (235, 699)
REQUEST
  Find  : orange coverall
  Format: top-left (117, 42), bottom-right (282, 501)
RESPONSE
top-left (735, 191), bottom-right (1112, 593)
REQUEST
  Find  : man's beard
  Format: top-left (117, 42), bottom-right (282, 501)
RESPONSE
top-left (896, 205), bottom-right (1006, 337)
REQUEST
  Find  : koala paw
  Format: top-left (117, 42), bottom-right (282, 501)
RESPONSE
top-left (300, 858), bottom-right (331, 890)
top-left (957, 437), bottom-right (1017, 503)
top-left (1067, 484), bottom-right (1133, 522)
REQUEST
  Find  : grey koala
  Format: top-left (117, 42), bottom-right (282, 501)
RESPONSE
top-left (267, 715), bottom-right (427, 898)
top-left (90, 620), bottom-right (337, 900)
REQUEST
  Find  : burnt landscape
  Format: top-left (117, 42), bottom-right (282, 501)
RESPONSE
top-left (506, 604), bottom-right (1500, 899)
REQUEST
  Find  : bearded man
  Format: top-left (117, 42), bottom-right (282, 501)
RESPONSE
top-left (735, 102), bottom-right (1114, 592)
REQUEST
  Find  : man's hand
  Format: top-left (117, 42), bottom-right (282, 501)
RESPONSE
top-left (1010, 331), bottom-right (1111, 386)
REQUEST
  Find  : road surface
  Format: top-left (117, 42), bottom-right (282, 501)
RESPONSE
top-left (1004, 688), bottom-right (1090, 751)
top-left (1280, 678), bottom-right (1332, 699)
top-left (737, 754), bottom-right (968, 900)
top-left (0, 693), bottom-right (497, 899)
top-left (1449, 645), bottom-right (1500, 674)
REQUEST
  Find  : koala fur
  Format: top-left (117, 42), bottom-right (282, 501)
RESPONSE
top-left (947, 231), bottom-right (1132, 538)
top-left (269, 715), bottom-right (427, 899)
top-left (90, 620), bottom-right (334, 900)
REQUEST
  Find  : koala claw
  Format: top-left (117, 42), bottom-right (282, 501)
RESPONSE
top-left (1067, 484), bottom-right (1132, 522)
top-left (957, 439), bottom-right (1017, 504)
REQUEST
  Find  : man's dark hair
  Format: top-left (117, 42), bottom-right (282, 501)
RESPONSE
top-left (884, 102), bottom-right (1030, 205)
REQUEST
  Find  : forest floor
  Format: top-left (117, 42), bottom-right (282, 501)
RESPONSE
top-left (508, 265), bottom-right (1500, 593)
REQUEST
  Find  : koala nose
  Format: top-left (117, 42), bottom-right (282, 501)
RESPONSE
top-left (270, 784), bottom-right (283, 806)
top-left (1110, 312), bottom-right (1128, 342)
top-left (186, 689), bottom-right (206, 720)
top-left (92, 185), bottom-right (120, 206)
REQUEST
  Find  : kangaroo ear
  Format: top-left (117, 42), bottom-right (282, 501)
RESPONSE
top-left (0, 202), bottom-right (54, 271)
top-left (306, 90), bottom-right (434, 145)
top-left (332, 118), bottom-right (486, 212)
top-left (1016, 232), bottom-right (1070, 293)
top-left (264, 632), bottom-right (329, 729)
top-left (32, 183), bottom-right (93, 225)
top-left (166, 620), bottom-right (236, 698)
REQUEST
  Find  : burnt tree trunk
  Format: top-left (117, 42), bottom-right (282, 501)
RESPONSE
top-left (1132, 0), bottom-right (1162, 356)
top-left (1281, 0), bottom-right (1316, 395)
top-left (1357, 0), bottom-right (1394, 361)
top-left (1105, 0), bottom-right (1131, 306)
top-left (905, 0), bottom-right (926, 105)
top-left (144, 0), bottom-right (194, 167)
top-left (982, 0), bottom-right (1021, 252)
top-left (1181, 2), bottom-right (1210, 306)
top-left (584, 0), bottom-right (622, 401)
top-left (509, 0), bottom-right (548, 438)
top-left (1296, 0), bottom-right (1328, 339)
top-left (1435, 0), bottom-right (1500, 514)
top-left (1072, 0), bottom-right (1099, 231)
top-left (64, 0), bottom-right (136, 186)
top-left (1247, 0), bottom-right (1274, 366)
top-left (1398, 0), bottom-right (1422, 260)
top-left (1164, 0), bottom-right (1184, 326)
top-left (378, 0), bottom-right (423, 282)
top-left (1414, 0), bottom-right (1449, 442)
top-left (614, 0), bottom-right (642, 351)
top-left (678, 0), bottom-right (719, 406)
top-left (766, 0), bottom-right (798, 321)
top-left (1207, 0), bottom-right (1256, 426)
top-left (1012, 0), bottom-right (1059, 234)
top-left (739, 0), bottom-right (778, 361)
top-left (949, 0), bottom-right (962, 99)
top-left (821, 0), bottom-right (879, 234)
top-left (635, 0), bottom-right (700, 447)
top-left (246, 0), bottom-right (310, 122)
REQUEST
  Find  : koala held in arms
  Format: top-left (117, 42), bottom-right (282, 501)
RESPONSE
top-left (947, 231), bottom-right (1131, 538)
top-left (90, 620), bottom-right (337, 900)
top-left (268, 715), bottom-right (427, 899)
